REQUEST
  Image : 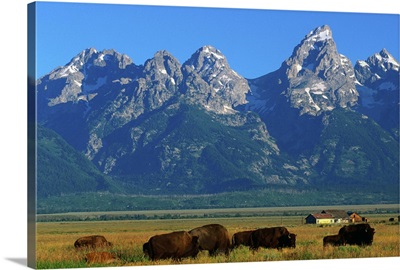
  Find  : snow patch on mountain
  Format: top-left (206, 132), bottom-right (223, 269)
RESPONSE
top-left (59, 64), bottom-right (80, 78)
top-left (307, 27), bottom-right (332, 43)
top-left (203, 45), bottom-right (225, 60)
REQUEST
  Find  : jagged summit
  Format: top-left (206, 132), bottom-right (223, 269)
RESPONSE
top-left (244, 25), bottom-right (361, 155)
top-left (183, 45), bottom-right (228, 75)
top-left (355, 48), bottom-right (399, 87)
top-left (248, 25), bottom-right (358, 117)
top-left (285, 25), bottom-right (345, 79)
top-left (181, 45), bottom-right (250, 114)
top-left (373, 48), bottom-right (399, 67)
top-left (52, 48), bottom-right (134, 78)
top-left (354, 48), bottom-right (399, 139)
top-left (366, 48), bottom-right (399, 72)
top-left (305, 25), bottom-right (333, 43)
top-left (378, 48), bottom-right (395, 59)
top-left (196, 45), bottom-right (225, 60)
top-left (37, 48), bottom-right (137, 109)
top-left (42, 47), bottom-right (135, 84)
top-left (143, 49), bottom-right (183, 86)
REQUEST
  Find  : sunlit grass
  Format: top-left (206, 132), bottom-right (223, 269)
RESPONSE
top-left (35, 215), bottom-right (399, 268)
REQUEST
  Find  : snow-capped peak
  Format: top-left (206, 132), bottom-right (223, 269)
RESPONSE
top-left (306, 25), bottom-right (333, 43)
top-left (47, 48), bottom-right (99, 80)
top-left (181, 45), bottom-right (250, 114)
top-left (369, 48), bottom-right (399, 67)
top-left (184, 45), bottom-right (229, 75)
top-left (199, 45), bottom-right (225, 60)
top-left (355, 48), bottom-right (399, 93)
top-left (378, 48), bottom-right (399, 68)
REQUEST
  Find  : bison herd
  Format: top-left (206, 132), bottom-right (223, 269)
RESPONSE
top-left (74, 223), bottom-right (375, 263)
top-left (323, 223), bottom-right (375, 247)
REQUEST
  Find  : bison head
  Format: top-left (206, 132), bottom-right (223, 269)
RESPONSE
top-left (280, 233), bottom-right (296, 248)
top-left (288, 233), bottom-right (296, 248)
top-left (143, 242), bottom-right (150, 256)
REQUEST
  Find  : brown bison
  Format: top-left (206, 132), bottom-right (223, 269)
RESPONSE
top-left (323, 234), bottom-right (345, 247)
top-left (338, 223), bottom-right (375, 246)
top-left (189, 224), bottom-right (231, 256)
top-left (74, 235), bottom-right (112, 249)
top-left (85, 252), bottom-right (116, 264)
top-left (250, 226), bottom-right (295, 250)
top-left (232, 230), bottom-right (254, 248)
top-left (288, 233), bottom-right (297, 248)
top-left (143, 231), bottom-right (199, 261)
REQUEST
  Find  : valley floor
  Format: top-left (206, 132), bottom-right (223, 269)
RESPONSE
top-left (34, 209), bottom-right (399, 269)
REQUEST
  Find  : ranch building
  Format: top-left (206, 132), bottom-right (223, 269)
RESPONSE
top-left (305, 210), bottom-right (351, 224)
top-left (305, 213), bottom-right (335, 224)
top-left (348, 212), bottom-right (367, 223)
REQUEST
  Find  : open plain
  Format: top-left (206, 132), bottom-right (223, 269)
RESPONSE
top-left (35, 205), bottom-right (399, 268)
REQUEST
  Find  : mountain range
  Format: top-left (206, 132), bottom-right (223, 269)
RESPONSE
top-left (36, 25), bottom-right (399, 209)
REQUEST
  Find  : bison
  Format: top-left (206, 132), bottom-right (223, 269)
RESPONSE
top-left (323, 234), bottom-right (345, 247)
top-left (338, 223), bottom-right (375, 246)
top-left (288, 233), bottom-right (297, 248)
top-left (250, 226), bottom-right (295, 250)
top-left (143, 231), bottom-right (199, 261)
top-left (85, 252), bottom-right (116, 264)
top-left (189, 224), bottom-right (231, 256)
top-left (74, 235), bottom-right (112, 249)
top-left (232, 230), bottom-right (254, 248)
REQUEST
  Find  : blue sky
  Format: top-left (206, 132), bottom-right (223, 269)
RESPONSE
top-left (35, 2), bottom-right (399, 79)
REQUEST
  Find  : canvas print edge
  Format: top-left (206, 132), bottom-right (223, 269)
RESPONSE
top-left (27, 1), bottom-right (399, 269)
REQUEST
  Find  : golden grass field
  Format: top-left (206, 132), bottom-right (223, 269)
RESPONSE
top-left (35, 210), bottom-right (399, 269)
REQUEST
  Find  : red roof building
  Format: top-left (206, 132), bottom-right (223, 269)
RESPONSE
top-left (305, 210), bottom-right (351, 224)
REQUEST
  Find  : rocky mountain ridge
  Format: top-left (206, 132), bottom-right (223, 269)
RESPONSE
top-left (354, 48), bottom-right (399, 139)
top-left (36, 25), bottom-right (399, 196)
top-left (38, 44), bottom-right (301, 193)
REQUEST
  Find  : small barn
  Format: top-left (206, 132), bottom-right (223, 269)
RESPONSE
top-left (349, 212), bottom-right (366, 223)
top-left (305, 213), bottom-right (335, 224)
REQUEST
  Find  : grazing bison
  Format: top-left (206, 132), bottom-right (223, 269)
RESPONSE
top-left (338, 223), bottom-right (375, 246)
top-left (85, 252), bottom-right (116, 264)
top-left (232, 230), bottom-right (254, 248)
top-left (189, 224), bottom-right (231, 256)
top-left (288, 233), bottom-right (297, 248)
top-left (250, 227), bottom-right (295, 250)
top-left (323, 234), bottom-right (345, 247)
top-left (143, 231), bottom-right (199, 261)
top-left (74, 235), bottom-right (112, 249)
top-left (142, 242), bottom-right (150, 257)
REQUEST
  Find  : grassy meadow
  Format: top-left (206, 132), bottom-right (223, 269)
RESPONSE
top-left (35, 210), bottom-right (399, 269)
